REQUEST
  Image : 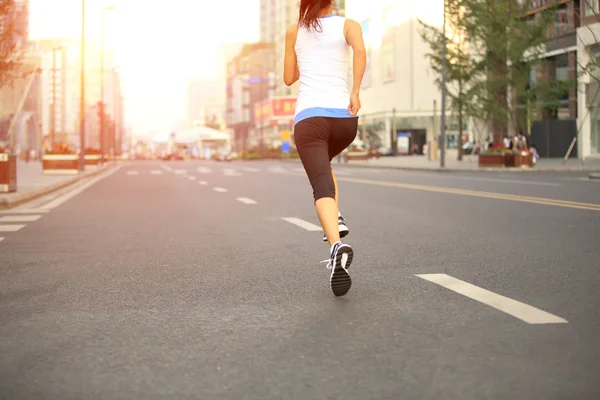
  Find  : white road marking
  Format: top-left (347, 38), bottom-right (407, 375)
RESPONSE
top-left (416, 273), bottom-right (568, 324)
top-left (188, 176), bottom-right (197, 180)
top-left (282, 217), bottom-right (322, 231)
top-left (151, 170), bottom-right (163, 175)
top-left (160, 164), bottom-right (173, 172)
top-left (236, 197), bottom-right (257, 204)
top-left (0, 215), bottom-right (42, 222)
top-left (242, 167), bottom-right (260, 172)
top-left (223, 169), bottom-right (242, 176)
top-left (198, 181), bottom-right (208, 185)
top-left (292, 167), bottom-right (305, 173)
top-left (268, 166), bottom-right (286, 173)
top-left (0, 237), bottom-right (4, 243)
top-left (197, 167), bottom-right (211, 174)
top-left (39, 166), bottom-right (121, 210)
top-left (126, 170), bottom-right (138, 175)
top-left (213, 187), bottom-right (227, 192)
top-left (174, 169), bottom-right (186, 175)
top-left (0, 209), bottom-right (50, 214)
top-left (0, 224), bottom-right (26, 232)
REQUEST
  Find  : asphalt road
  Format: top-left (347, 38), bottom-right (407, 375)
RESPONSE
top-left (1, 160), bottom-right (599, 400)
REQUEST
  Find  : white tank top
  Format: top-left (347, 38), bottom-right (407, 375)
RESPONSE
top-left (294, 15), bottom-right (353, 125)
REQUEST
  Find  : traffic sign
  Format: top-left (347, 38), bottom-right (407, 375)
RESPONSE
top-left (281, 141), bottom-right (290, 154)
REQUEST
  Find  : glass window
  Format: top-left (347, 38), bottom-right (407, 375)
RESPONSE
top-left (586, 0), bottom-right (600, 16)
top-left (555, 6), bottom-right (568, 37)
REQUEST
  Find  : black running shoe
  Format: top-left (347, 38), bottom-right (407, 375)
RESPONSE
top-left (322, 216), bottom-right (350, 242)
top-left (321, 242), bottom-right (354, 297)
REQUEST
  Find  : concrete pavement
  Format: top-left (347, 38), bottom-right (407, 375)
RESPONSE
top-left (0, 160), bottom-right (599, 399)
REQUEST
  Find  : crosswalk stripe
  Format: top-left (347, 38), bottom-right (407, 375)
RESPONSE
top-left (236, 197), bottom-right (257, 204)
top-left (282, 217), bottom-right (322, 231)
top-left (198, 181), bottom-right (208, 185)
top-left (213, 187), bottom-right (227, 192)
top-left (416, 273), bottom-right (568, 324)
top-left (0, 224), bottom-right (26, 232)
top-left (0, 215), bottom-right (42, 222)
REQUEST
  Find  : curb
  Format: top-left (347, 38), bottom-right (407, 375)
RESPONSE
top-left (278, 159), bottom-right (600, 173)
top-left (0, 164), bottom-right (116, 210)
top-left (590, 173), bottom-right (600, 180)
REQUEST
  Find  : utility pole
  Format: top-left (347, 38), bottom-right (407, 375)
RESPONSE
top-left (79, 0), bottom-right (86, 171)
top-left (100, 6), bottom-right (115, 164)
top-left (260, 64), bottom-right (264, 159)
top-left (51, 46), bottom-right (57, 147)
top-left (440, 0), bottom-right (447, 168)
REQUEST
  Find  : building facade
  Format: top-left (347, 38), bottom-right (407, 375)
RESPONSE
top-left (577, 0), bottom-right (600, 158)
top-left (344, 0), bottom-right (445, 154)
top-left (226, 42), bottom-right (276, 152)
top-left (260, 0), bottom-right (278, 43)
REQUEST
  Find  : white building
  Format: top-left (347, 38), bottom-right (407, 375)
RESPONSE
top-left (344, 0), bottom-right (452, 153)
top-left (576, 12), bottom-right (600, 159)
top-left (260, 0), bottom-right (278, 43)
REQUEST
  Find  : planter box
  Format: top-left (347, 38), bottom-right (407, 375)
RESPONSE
top-left (514, 152), bottom-right (533, 168)
top-left (42, 154), bottom-right (80, 175)
top-left (478, 153), bottom-right (506, 167)
top-left (504, 153), bottom-right (515, 167)
top-left (0, 153), bottom-right (17, 193)
top-left (84, 154), bottom-right (102, 169)
top-left (346, 151), bottom-right (370, 162)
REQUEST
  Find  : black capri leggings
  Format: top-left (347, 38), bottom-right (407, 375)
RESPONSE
top-left (293, 116), bottom-right (358, 202)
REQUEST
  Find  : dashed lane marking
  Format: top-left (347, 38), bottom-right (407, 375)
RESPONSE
top-left (0, 215), bottom-right (42, 222)
top-left (213, 187), bottom-right (227, 192)
top-left (236, 197), bottom-right (257, 204)
top-left (282, 217), bottom-right (322, 231)
top-left (0, 224), bottom-right (26, 232)
top-left (416, 274), bottom-right (568, 324)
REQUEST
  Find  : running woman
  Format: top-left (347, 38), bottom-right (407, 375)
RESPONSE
top-left (283, 0), bottom-right (366, 296)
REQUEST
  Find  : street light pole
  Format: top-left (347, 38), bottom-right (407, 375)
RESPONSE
top-left (260, 64), bottom-right (264, 159)
top-left (100, 6), bottom-right (115, 164)
top-left (79, 0), bottom-right (86, 171)
top-left (440, 0), bottom-right (447, 168)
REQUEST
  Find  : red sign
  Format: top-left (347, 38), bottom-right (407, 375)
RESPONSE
top-left (254, 97), bottom-right (296, 122)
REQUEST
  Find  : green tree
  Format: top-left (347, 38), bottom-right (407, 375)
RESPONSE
top-left (460, 0), bottom-right (562, 144)
top-left (418, 0), bottom-right (483, 161)
top-left (0, 0), bottom-right (24, 88)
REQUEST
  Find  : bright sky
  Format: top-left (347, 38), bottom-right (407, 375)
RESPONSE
top-left (29, 0), bottom-right (260, 137)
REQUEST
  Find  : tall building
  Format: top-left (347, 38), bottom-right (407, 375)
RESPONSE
top-left (342, 0), bottom-right (441, 154)
top-left (226, 42), bottom-right (275, 151)
top-left (577, 0), bottom-right (600, 159)
top-left (518, 0), bottom-right (580, 159)
top-left (260, 0), bottom-right (277, 43)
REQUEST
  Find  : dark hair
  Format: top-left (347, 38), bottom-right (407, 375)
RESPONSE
top-left (299, 0), bottom-right (332, 32)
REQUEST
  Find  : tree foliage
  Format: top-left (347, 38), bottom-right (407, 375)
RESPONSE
top-left (0, 0), bottom-right (25, 88)
top-left (420, 0), bottom-right (572, 146)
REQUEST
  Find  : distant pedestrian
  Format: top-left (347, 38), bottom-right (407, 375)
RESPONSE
top-left (283, 0), bottom-right (366, 296)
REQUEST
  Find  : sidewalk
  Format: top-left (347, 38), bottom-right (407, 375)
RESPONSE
top-left (337, 155), bottom-right (600, 173)
top-left (0, 160), bottom-right (112, 210)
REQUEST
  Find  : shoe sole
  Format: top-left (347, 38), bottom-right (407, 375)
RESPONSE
top-left (330, 245), bottom-right (353, 297)
top-left (322, 225), bottom-right (349, 242)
